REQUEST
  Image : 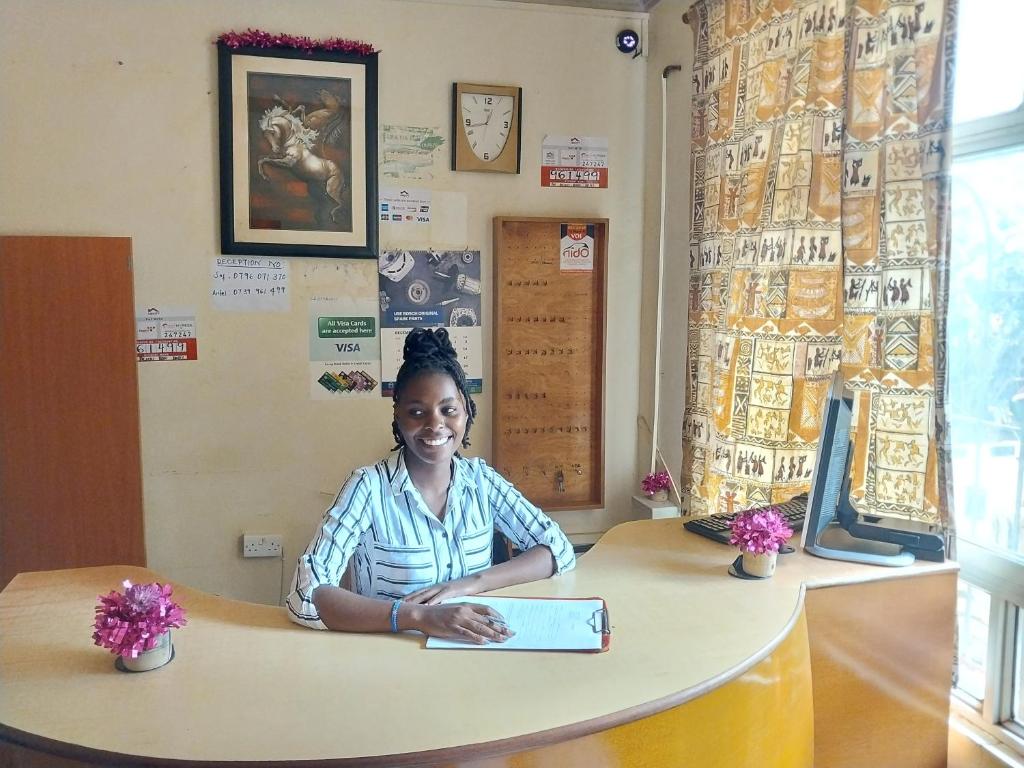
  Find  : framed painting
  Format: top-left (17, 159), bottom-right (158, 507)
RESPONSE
top-left (217, 43), bottom-right (379, 258)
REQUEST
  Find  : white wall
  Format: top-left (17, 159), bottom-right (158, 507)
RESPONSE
top-left (0, 0), bottom-right (653, 603)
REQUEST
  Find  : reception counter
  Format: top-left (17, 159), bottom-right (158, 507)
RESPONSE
top-left (0, 519), bottom-right (956, 767)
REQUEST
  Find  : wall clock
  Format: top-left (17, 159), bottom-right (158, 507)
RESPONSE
top-left (451, 82), bottom-right (522, 174)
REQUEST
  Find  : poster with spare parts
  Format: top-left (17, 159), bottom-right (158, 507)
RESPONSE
top-left (378, 248), bottom-right (483, 396)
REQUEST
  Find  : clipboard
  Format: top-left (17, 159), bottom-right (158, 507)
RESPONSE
top-left (424, 595), bottom-right (611, 653)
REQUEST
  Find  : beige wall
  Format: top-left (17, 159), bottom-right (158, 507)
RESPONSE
top-left (0, 0), bottom-right (670, 604)
top-left (637, 0), bottom-right (693, 490)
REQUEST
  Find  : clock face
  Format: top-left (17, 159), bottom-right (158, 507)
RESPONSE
top-left (460, 93), bottom-right (514, 163)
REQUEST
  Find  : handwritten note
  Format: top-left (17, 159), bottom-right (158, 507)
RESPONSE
top-left (425, 596), bottom-right (606, 651)
top-left (211, 257), bottom-right (289, 312)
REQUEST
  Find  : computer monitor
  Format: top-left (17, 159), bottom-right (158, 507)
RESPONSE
top-left (800, 371), bottom-right (921, 566)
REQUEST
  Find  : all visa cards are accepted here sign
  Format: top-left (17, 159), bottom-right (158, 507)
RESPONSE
top-left (541, 136), bottom-right (608, 188)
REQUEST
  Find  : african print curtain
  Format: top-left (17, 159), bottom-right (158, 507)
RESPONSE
top-left (681, 0), bottom-right (956, 525)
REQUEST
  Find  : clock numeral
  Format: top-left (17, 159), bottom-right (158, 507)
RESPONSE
top-left (504, 121), bottom-right (509, 129)
top-left (465, 118), bottom-right (471, 126)
top-left (484, 96), bottom-right (493, 105)
top-left (483, 152), bottom-right (490, 160)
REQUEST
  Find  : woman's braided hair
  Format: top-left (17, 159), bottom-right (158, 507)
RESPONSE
top-left (391, 327), bottom-right (477, 450)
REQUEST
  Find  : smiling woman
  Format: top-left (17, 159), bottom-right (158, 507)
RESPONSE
top-left (286, 328), bottom-right (575, 644)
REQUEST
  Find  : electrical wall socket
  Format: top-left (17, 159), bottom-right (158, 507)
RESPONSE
top-left (242, 534), bottom-right (283, 558)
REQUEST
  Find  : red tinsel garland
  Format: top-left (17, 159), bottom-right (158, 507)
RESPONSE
top-left (217, 29), bottom-right (375, 56)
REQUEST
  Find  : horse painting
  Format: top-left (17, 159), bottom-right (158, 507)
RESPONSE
top-left (256, 104), bottom-right (346, 228)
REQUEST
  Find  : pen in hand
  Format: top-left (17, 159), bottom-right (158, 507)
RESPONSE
top-left (485, 612), bottom-right (515, 642)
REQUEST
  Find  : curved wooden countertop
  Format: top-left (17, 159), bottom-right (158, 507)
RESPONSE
top-left (0, 518), bottom-right (956, 765)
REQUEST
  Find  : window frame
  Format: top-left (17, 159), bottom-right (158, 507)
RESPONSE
top-left (953, 106), bottom-right (1024, 157)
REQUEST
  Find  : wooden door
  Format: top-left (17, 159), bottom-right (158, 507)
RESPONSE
top-left (0, 236), bottom-right (145, 589)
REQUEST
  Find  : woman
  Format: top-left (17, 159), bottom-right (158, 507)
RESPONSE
top-left (286, 328), bottom-right (575, 644)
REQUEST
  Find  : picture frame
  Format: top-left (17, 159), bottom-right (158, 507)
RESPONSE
top-left (217, 43), bottom-right (379, 258)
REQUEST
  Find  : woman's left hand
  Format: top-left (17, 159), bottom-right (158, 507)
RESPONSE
top-left (403, 576), bottom-right (482, 605)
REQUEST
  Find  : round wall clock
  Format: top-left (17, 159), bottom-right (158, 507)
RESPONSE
top-left (451, 82), bottom-right (522, 174)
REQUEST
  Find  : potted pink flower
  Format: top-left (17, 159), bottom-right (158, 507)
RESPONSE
top-left (641, 471), bottom-right (672, 501)
top-left (729, 506), bottom-right (793, 578)
top-left (93, 580), bottom-right (187, 672)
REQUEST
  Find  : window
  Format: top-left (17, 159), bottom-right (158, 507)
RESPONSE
top-left (957, 581), bottom-right (990, 703)
top-left (949, 147), bottom-right (1024, 555)
top-left (949, 0), bottom-right (1024, 750)
top-left (952, 2), bottom-right (1024, 125)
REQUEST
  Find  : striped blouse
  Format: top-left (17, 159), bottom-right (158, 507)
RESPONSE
top-left (286, 449), bottom-right (576, 629)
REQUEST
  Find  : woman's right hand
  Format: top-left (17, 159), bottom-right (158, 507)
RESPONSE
top-left (409, 602), bottom-right (514, 645)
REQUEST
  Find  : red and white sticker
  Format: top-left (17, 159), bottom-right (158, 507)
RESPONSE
top-left (136, 307), bottom-right (198, 362)
top-left (135, 339), bottom-right (198, 362)
top-left (542, 166), bottom-right (608, 188)
top-left (541, 135), bottom-right (608, 188)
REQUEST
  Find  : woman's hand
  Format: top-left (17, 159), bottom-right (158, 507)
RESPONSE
top-left (409, 602), bottom-right (514, 644)
top-left (403, 576), bottom-right (482, 605)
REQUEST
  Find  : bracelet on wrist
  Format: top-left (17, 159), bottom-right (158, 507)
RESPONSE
top-left (389, 599), bottom-right (401, 633)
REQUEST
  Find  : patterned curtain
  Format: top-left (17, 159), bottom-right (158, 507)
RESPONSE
top-left (681, 0), bottom-right (956, 525)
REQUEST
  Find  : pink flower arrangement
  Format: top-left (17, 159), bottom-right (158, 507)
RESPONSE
top-left (216, 29), bottom-right (376, 56)
top-left (93, 581), bottom-right (187, 659)
top-left (641, 471), bottom-right (672, 496)
top-left (729, 507), bottom-right (793, 555)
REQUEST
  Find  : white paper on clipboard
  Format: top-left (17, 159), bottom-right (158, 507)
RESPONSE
top-left (424, 595), bottom-right (607, 651)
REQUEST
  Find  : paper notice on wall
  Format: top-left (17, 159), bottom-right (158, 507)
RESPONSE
top-left (429, 191), bottom-right (468, 245)
top-left (378, 248), bottom-right (482, 396)
top-left (379, 125), bottom-right (445, 181)
top-left (540, 135), bottom-right (609, 188)
top-left (211, 257), bottom-right (289, 312)
top-left (560, 224), bottom-right (595, 271)
top-left (381, 326), bottom-right (482, 398)
top-left (380, 186), bottom-right (431, 225)
top-left (309, 298), bottom-right (381, 399)
top-left (135, 306), bottom-right (198, 362)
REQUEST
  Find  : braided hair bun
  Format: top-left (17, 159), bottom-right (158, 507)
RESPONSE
top-left (392, 327), bottom-right (477, 449)
top-left (402, 327), bottom-right (457, 361)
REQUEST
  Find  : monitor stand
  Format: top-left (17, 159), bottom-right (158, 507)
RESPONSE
top-left (844, 515), bottom-right (945, 551)
top-left (824, 459), bottom-right (940, 565)
top-left (807, 524), bottom-right (917, 567)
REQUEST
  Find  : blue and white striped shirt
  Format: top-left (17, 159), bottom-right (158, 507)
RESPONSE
top-left (286, 449), bottom-right (576, 629)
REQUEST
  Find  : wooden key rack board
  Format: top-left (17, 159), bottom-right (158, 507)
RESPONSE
top-left (492, 217), bottom-right (607, 510)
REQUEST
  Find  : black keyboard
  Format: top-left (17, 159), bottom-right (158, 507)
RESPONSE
top-left (683, 494), bottom-right (808, 545)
